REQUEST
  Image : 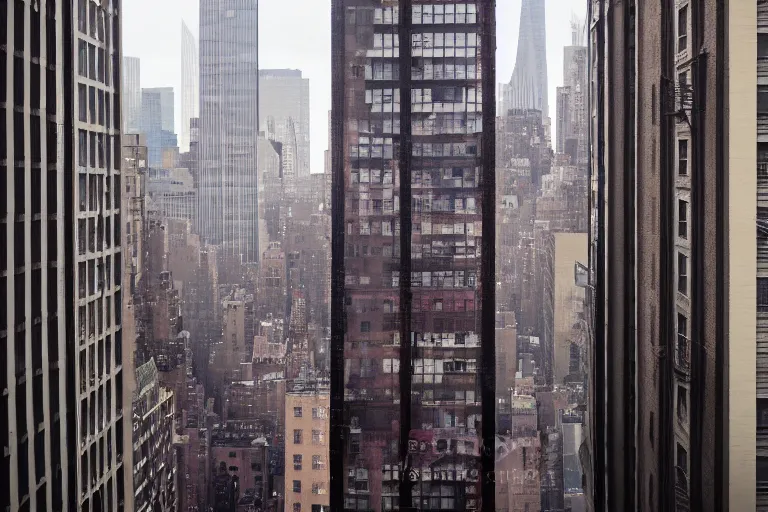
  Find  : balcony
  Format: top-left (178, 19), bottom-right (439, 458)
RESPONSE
top-left (674, 336), bottom-right (691, 381)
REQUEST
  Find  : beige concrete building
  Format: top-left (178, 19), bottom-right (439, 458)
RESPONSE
top-left (552, 233), bottom-right (587, 385)
top-left (284, 389), bottom-right (330, 512)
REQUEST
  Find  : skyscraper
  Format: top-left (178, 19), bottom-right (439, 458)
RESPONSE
top-left (181, 21), bottom-right (199, 154)
top-left (123, 56), bottom-right (142, 134)
top-left (141, 87), bottom-right (177, 167)
top-left (259, 69), bottom-right (310, 178)
top-left (502, 0), bottom-right (548, 116)
top-left (2, 0), bottom-right (126, 510)
top-left (330, 1), bottom-right (496, 510)
top-left (198, 0), bottom-right (260, 263)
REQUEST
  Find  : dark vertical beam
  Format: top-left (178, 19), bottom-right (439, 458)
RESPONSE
top-left (622, 2), bottom-right (637, 509)
top-left (480, 0), bottom-right (497, 510)
top-left (714, 0), bottom-right (727, 508)
top-left (659, 0), bottom-right (676, 509)
top-left (397, 0), bottom-right (414, 508)
top-left (62, 0), bottom-right (76, 507)
top-left (329, 0), bottom-right (346, 508)
top-left (690, 2), bottom-right (708, 502)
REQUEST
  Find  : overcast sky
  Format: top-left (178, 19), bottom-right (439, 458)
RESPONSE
top-left (123, 0), bottom-right (587, 174)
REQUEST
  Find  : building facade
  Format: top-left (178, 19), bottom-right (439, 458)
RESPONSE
top-left (330, 1), bottom-right (496, 509)
top-left (588, 0), bottom-right (754, 510)
top-left (284, 387), bottom-right (330, 512)
top-left (198, 0), bottom-right (260, 263)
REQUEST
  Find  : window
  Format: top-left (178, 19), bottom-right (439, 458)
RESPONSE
top-left (760, 87), bottom-right (768, 114)
top-left (293, 480), bottom-right (302, 493)
top-left (293, 454), bottom-right (302, 471)
top-left (677, 385), bottom-right (688, 421)
top-left (678, 139), bottom-right (688, 175)
top-left (677, 443), bottom-right (688, 475)
top-left (759, 278), bottom-right (768, 311)
top-left (293, 429), bottom-right (303, 444)
top-left (360, 321), bottom-right (371, 333)
top-left (312, 407), bottom-right (327, 419)
top-left (677, 252), bottom-right (688, 295)
top-left (678, 200), bottom-right (688, 239)
top-left (312, 455), bottom-right (325, 470)
top-left (677, 5), bottom-right (688, 52)
top-left (760, 34), bottom-right (768, 60)
top-left (228, 451), bottom-right (236, 458)
top-left (293, 504), bottom-right (301, 512)
top-left (294, 406), bottom-right (303, 418)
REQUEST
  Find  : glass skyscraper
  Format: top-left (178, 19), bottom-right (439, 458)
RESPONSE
top-left (198, 0), bottom-right (260, 263)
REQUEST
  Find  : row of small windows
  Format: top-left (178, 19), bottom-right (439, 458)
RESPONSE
top-left (414, 4), bottom-right (478, 25)
top-left (389, 270), bottom-right (477, 289)
top-left (373, 4), bottom-right (478, 25)
top-left (291, 455), bottom-right (326, 471)
top-left (413, 32), bottom-right (480, 50)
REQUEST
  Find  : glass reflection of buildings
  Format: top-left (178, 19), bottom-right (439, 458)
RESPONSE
top-left (333, 2), bottom-right (493, 510)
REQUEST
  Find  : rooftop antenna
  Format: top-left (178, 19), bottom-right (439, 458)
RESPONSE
top-left (570, 14), bottom-right (586, 46)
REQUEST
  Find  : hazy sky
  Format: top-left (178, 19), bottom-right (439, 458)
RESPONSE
top-left (123, 0), bottom-right (587, 173)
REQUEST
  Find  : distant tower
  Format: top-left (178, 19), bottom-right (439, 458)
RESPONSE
top-left (181, 21), bottom-right (199, 153)
top-left (198, 0), bottom-right (260, 263)
top-left (504, 0), bottom-right (548, 116)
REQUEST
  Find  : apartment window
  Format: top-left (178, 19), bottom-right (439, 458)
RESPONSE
top-left (293, 454), bottom-right (302, 471)
top-left (293, 504), bottom-right (301, 512)
top-left (293, 480), bottom-right (302, 493)
top-left (678, 200), bottom-right (688, 239)
top-left (228, 451), bottom-right (236, 458)
top-left (677, 252), bottom-right (688, 295)
top-left (678, 139), bottom-right (688, 175)
top-left (312, 407), bottom-right (327, 419)
top-left (677, 385), bottom-right (688, 421)
top-left (312, 455), bottom-right (325, 470)
top-left (312, 429), bottom-right (325, 445)
top-left (294, 406), bottom-right (303, 418)
top-left (293, 429), bottom-right (303, 444)
top-left (360, 321), bottom-right (371, 333)
top-left (677, 5), bottom-right (688, 52)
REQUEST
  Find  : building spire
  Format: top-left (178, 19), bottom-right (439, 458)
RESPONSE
top-left (504, 0), bottom-right (549, 116)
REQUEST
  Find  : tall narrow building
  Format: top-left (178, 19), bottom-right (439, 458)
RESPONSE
top-left (588, 0), bottom-right (754, 510)
top-left (502, 0), bottom-right (548, 116)
top-left (331, 1), bottom-right (496, 510)
top-left (198, 0), bottom-right (260, 263)
top-left (122, 56), bottom-right (142, 134)
top-left (2, 0), bottom-right (127, 511)
top-left (181, 21), bottom-right (199, 154)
